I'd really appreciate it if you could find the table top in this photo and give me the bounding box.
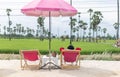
[42,55,58,58]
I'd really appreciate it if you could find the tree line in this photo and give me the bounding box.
[0,8,119,42]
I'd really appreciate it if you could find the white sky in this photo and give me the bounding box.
[0,0,119,37]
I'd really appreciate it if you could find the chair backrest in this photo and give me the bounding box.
[62,50,79,62]
[21,50,40,61]
[60,47,64,52]
[75,47,81,51]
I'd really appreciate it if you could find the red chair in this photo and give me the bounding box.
[60,49,80,69]
[20,50,42,70]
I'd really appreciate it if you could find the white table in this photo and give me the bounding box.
[42,55,59,66]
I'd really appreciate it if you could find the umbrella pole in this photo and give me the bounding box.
[40,12,61,70]
[49,12,51,54]
[49,11,52,70]
[70,17,72,45]
[49,12,61,70]
[70,0,73,45]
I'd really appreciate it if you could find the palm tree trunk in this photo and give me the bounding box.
[96,30,98,43]
[117,0,119,39]
[93,29,95,42]
[8,16,11,41]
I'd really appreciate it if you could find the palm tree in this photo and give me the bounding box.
[26,27,31,35]
[97,26,101,42]
[37,17,45,36]
[113,22,119,39]
[79,20,84,40]
[6,8,12,41]
[97,26,101,37]
[16,24,22,36]
[72,27,76,35]
[69,18,77,42]
[36,25,40,37]
[31,29,35,35]
[75,26,80,41]
[43,29,48,38]
[82,23,88,41]
[3,26,6,37]
[21,26,25,35]
[103,28,107,42]
[91,11,103,42]
[77,12,81,41]
[13,26,16,35]
[87,9,93,42]
[95,26,101,43]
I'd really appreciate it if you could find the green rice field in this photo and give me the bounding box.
[0,39,119,55]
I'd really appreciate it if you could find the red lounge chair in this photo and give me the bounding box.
[60,49,81,69]
[20,50,42,70]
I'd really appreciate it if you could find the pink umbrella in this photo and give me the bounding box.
[21,0,77,16]
[21,0,77,69]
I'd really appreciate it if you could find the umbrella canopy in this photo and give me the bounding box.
[21,0,77,69]
[21,0,77,16]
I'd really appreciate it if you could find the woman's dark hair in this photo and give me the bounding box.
[67,44,74,50]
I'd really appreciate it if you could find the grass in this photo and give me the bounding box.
[0,38,119,55]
